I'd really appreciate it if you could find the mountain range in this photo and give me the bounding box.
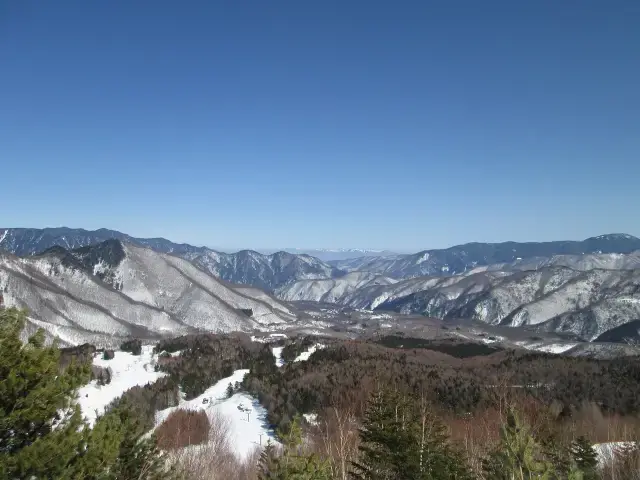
[3,228,640,286]
[330,234,640,278]
[279,251,640,342]
[0,228,342,291]
[0,239,298,346]
[2,227,640,346]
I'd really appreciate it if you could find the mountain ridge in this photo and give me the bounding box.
[0,239,300,346]
[331,234,640,278]
[0,228,343,290]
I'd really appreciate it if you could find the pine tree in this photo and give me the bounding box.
[351,389,473,480]
[0,307,91,479]
[483,408,556,480]
[570,436,598,480]
[258,416,331,479]
[226,382,234,398]
[0,307,172,480]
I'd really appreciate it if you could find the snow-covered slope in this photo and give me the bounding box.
[377,267,640,341]
[0,227,343,291]
[189,249,342,291]
[331,234,640,279]
[467,251,640,274]
[78,345,165,426]
[154,369,277,460]
[0,240,300,344]
[276,271,397,303]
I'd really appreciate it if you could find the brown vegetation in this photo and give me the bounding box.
[156,408,210,450]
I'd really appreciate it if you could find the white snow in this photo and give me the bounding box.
[293,343,325,362]
[0,229,7,246]
[77,345,165,427]
[593,441,637,467]
[272,346,284,367]
[303,413,318,426]
[154,369,277,460]
[516,341,578,354]
[416,252,430,264]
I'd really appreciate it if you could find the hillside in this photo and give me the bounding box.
[0,240,298,345]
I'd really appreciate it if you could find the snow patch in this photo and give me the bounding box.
[303,413,319,426]
[77,345,165,427]
[293,344,325,362]
[272,346,284,367]
[416,252,430,265]
[593,442,637,467]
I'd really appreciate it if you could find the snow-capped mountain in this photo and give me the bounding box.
[279,249,640,342]
[186,250,343,291]
[0,228,342,290]
[275,271,398,303]
[277,248,399,262]
[331,234,640,278]
[0,240,298,345]
[0,227,207,257]
[377,267,640,341]
[466,250,640,274]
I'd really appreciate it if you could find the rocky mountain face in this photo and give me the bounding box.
[332,234,640,278]
[0,228,342,290]
[0,240,298,346]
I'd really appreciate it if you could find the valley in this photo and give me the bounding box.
[3,228,640,478]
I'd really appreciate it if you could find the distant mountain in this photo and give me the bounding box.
[331,234,640,278]
[279,250,640,342]
[0,228,342,290]
[185,250,344,291]
[276,271,397,303]
[375,266,640,341]
[0,227,208,257]
[277,248,399,262]
[0,239,298,346]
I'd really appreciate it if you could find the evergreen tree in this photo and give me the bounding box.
[351,389,472,480]
[0,307,172,480]
[483,408,557,480]
[0,307,91,479]
[258,416,331,479]
[570,436,598,480]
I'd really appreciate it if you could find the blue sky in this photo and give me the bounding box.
[1,1,638,251]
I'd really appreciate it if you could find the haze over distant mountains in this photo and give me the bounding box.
[2,227,640,345]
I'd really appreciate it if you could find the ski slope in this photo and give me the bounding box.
[77,345,165,426]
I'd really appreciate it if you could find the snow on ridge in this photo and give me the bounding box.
[416,252,430,265]
[77,345,165,427]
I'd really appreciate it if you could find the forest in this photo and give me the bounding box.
[3,306,640,479]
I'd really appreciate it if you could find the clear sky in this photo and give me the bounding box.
[1,1,638,251]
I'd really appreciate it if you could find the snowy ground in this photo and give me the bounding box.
[154,369,278,460]
[272,346,285,367]
[77,345,165,427]
[293,343,325,362]
[593,441,637,467]
[515,341,578,354]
